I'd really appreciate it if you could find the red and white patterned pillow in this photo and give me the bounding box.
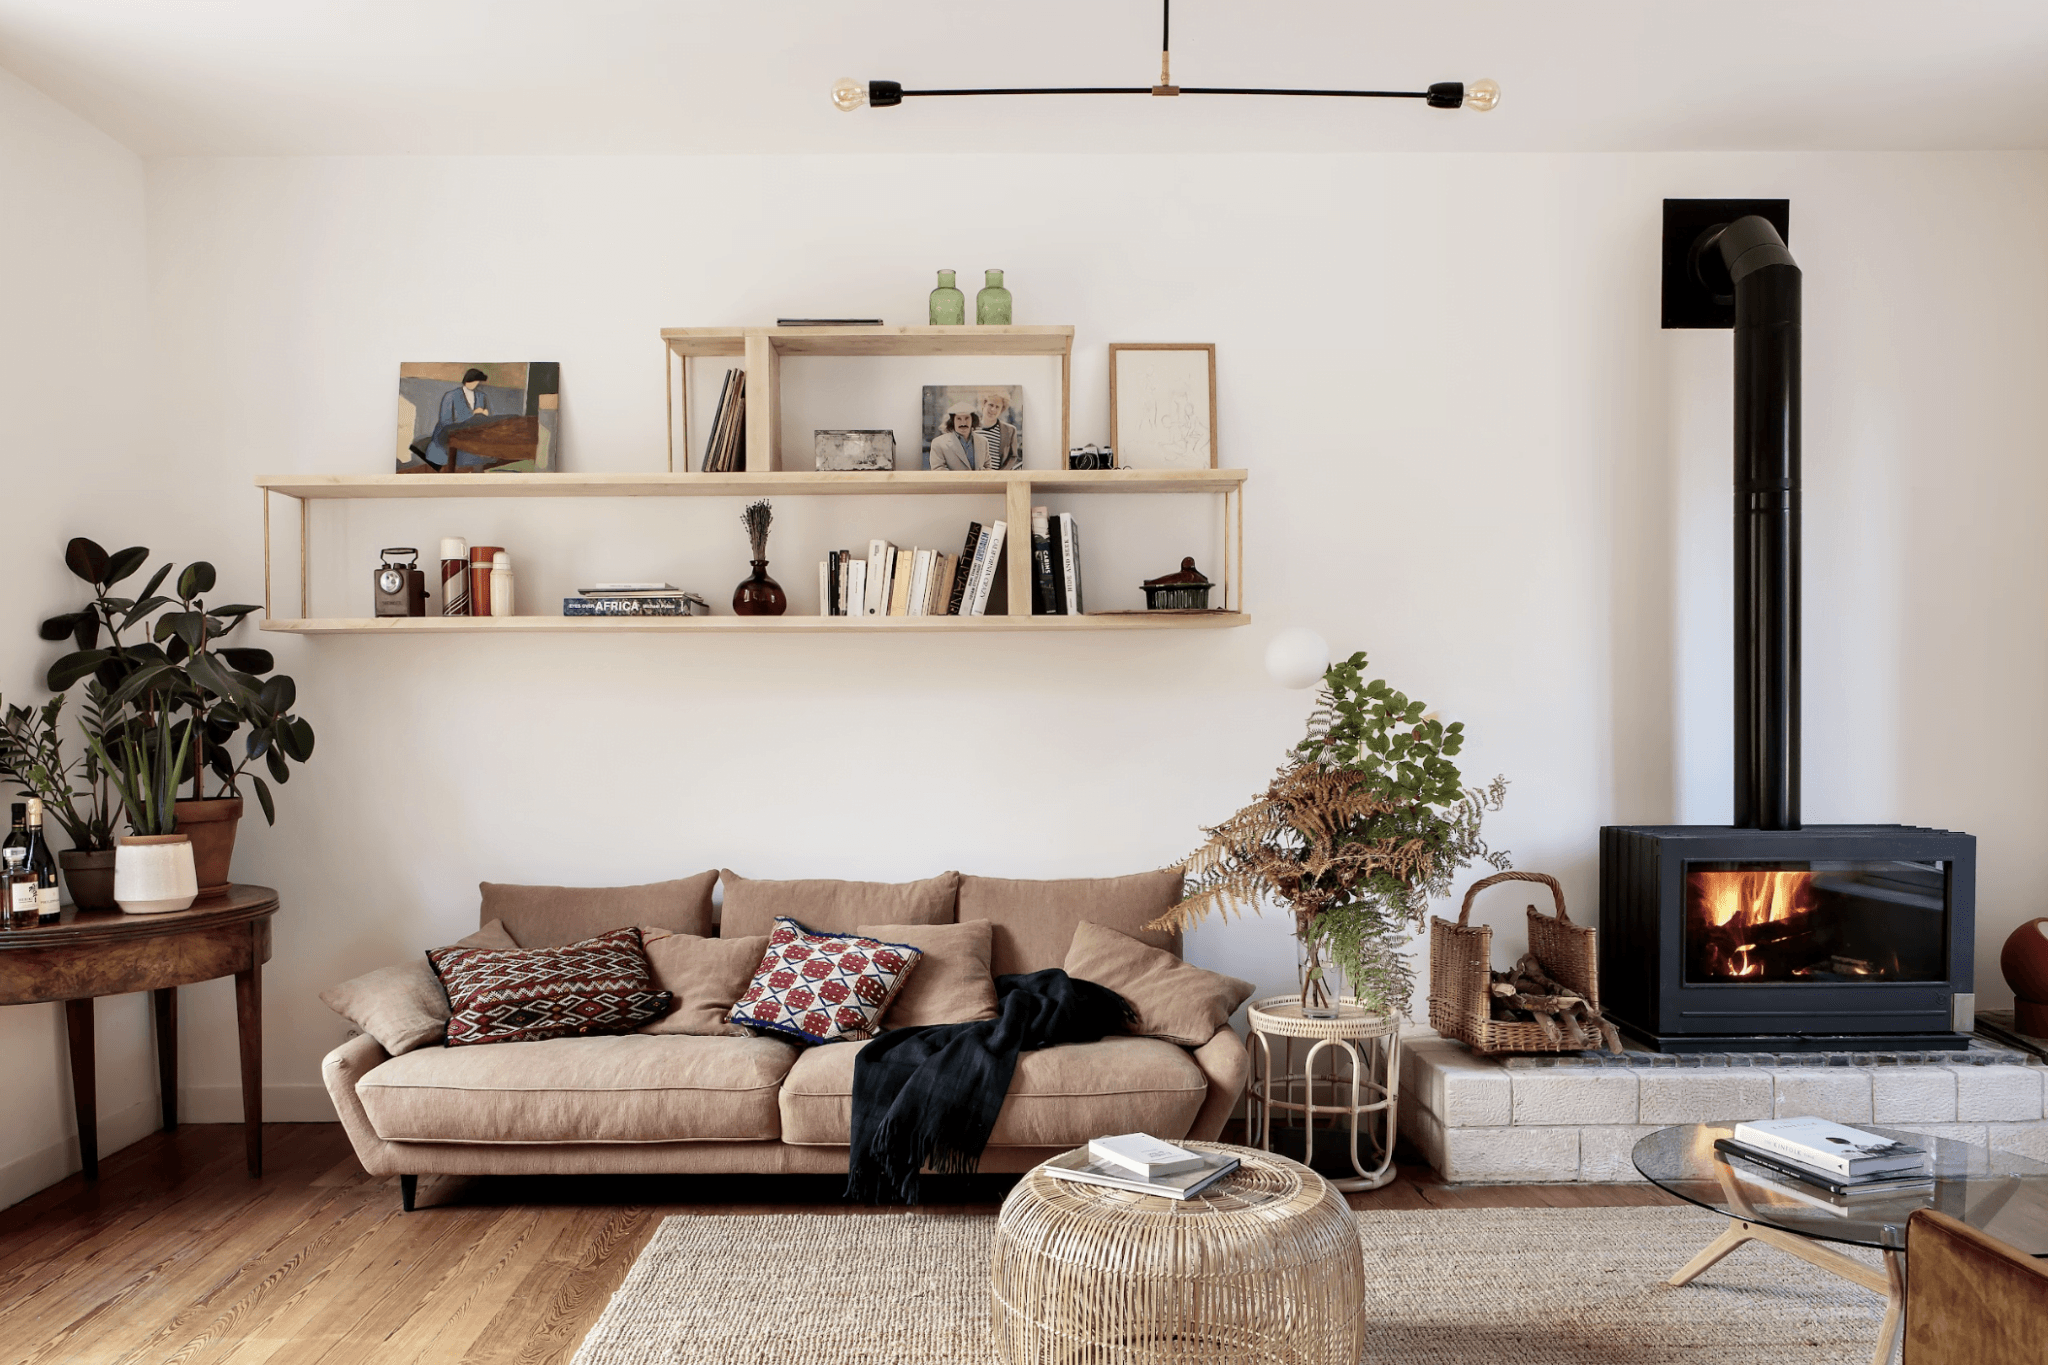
[728,918,922,1045]
[426,927,672,1047]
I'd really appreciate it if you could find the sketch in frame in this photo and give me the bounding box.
[397,362,561,473]
[1108,343,1216,470]
[921,385,1024,470]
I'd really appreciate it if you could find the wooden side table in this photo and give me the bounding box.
[1245,994,1402,1192]
[0,885,280,1178]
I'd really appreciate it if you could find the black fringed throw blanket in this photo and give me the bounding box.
[846,968,1133,1204]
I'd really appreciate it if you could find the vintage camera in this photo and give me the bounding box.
[373,547,427,617]
[1066,444,1115,471]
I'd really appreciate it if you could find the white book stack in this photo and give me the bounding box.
[1730,1118,1932,1180]
[1042,1138,1239,1201]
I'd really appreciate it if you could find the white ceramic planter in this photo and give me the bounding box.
[114,835,198,915]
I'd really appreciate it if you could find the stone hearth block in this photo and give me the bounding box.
[1952,1065,2045,1122]
[1440,1125,1580,1184]
[1637,1070,1774,1125]
[1771,1068,1874,1122]
[1406,1039,1512,1127]
[1401,1105,1446,1172]
[1510,1070,1638,1126]
[1871,1067,1958,1123]
[1988,1123,2048,1164]
[1578,1125,1658,1182]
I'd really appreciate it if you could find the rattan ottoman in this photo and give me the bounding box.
[989,1141,1365,1365]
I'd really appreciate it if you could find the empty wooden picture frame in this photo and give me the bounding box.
[1108,343,1217,470]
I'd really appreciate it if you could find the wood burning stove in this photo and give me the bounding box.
[1601,824,1975,1051]
[1600,204,1977,1051]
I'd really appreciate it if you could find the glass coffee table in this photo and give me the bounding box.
[1634,1123,2048,1365]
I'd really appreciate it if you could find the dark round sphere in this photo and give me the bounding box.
[2001,917,2048,1004]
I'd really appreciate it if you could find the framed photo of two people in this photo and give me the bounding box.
[920,385,1024,471]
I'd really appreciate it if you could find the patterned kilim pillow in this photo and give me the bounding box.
[427,927,672,1047]
[729,917,922,1045]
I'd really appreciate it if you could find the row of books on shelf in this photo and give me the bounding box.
[1039,1133,1239,1201]
[700,369,748,472]
[1717,1116,1935,1210]
[819,508,1086,617]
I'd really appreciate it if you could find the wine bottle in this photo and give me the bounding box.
[23,798,60,924]
[2,847,33,929]
[1,803,26,860]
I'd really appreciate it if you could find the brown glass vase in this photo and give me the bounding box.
[732,560,786,616]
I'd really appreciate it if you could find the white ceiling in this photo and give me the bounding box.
[3,0,2047,157]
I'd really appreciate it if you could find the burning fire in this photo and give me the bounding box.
[1690,870,1818,978]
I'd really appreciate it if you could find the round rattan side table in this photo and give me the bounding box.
[989,1142,1364,1365]
[1245,994,1402,1192]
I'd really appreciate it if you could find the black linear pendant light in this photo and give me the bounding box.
[832,0,1498,114]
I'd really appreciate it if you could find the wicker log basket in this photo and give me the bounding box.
[1429,870,1613,1055]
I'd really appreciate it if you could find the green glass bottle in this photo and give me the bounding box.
[976,268,1012,325]
[928,269,965,325]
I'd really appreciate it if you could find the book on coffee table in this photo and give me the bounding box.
[1087,1133,1207,1179]
[1731,1117,1931,1179]
[1714,1138,1936,1198]
[1042,1148,1240,1200]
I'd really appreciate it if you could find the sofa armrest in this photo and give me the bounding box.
[1184,1025,1249,1142]
[321,1033,404,1177]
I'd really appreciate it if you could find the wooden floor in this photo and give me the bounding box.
[0,1122,1679,1364]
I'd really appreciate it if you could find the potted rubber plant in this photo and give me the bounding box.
[0,687,122,908]
[42,537,315,894]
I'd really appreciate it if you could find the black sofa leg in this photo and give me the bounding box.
[399,1174,417,1212]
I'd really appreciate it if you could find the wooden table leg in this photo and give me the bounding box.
[234,966,263,1177]
[152,987,178,1130]
[62,999,98,1180]
[1873,1248,1905,1365]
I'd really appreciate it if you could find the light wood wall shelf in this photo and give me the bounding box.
[262,612,1250,636]
[661,325,1073,475]
[256,468,1246,634]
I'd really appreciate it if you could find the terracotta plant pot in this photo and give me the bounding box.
[172,796,244,897]
[2002,916,2048,1037]
[114,835,198,915]
[57,848,118,911]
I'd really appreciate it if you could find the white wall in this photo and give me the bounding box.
[9,144,2048,1207]
[0,64,153,1206]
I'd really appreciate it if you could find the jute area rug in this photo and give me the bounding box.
[569,1204,1888,1365]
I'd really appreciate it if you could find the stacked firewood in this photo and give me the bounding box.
[1486,953,1623,1053]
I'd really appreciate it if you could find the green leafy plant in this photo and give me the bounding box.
[88,717,193,837]
[40,537,313,824]
[1155,651,1509,1014]
[0,687,121,851]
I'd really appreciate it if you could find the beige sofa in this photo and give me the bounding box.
[322,870,1249,1206]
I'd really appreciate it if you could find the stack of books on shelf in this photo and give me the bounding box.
[700,369,747,472]
[563,583,711,617]
[1716,1116,1936,1208]
[817,508,1086,618]
[1041,1133,1239,1200]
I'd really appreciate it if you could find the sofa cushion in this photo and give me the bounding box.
[357,1033,798,1143]
[959,870,1184,978]
[1064,921,1255,1047]
[480,873,717,946]
[318,919,519,1055]
[719,870,958,940]
[859,919,999,1027]
[778,1034,1208,1147]
[730,919,922,1045]
[428,928,671,1046]
[638,932,771,1036]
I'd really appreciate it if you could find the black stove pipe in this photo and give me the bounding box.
[1710,216,1801,830]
